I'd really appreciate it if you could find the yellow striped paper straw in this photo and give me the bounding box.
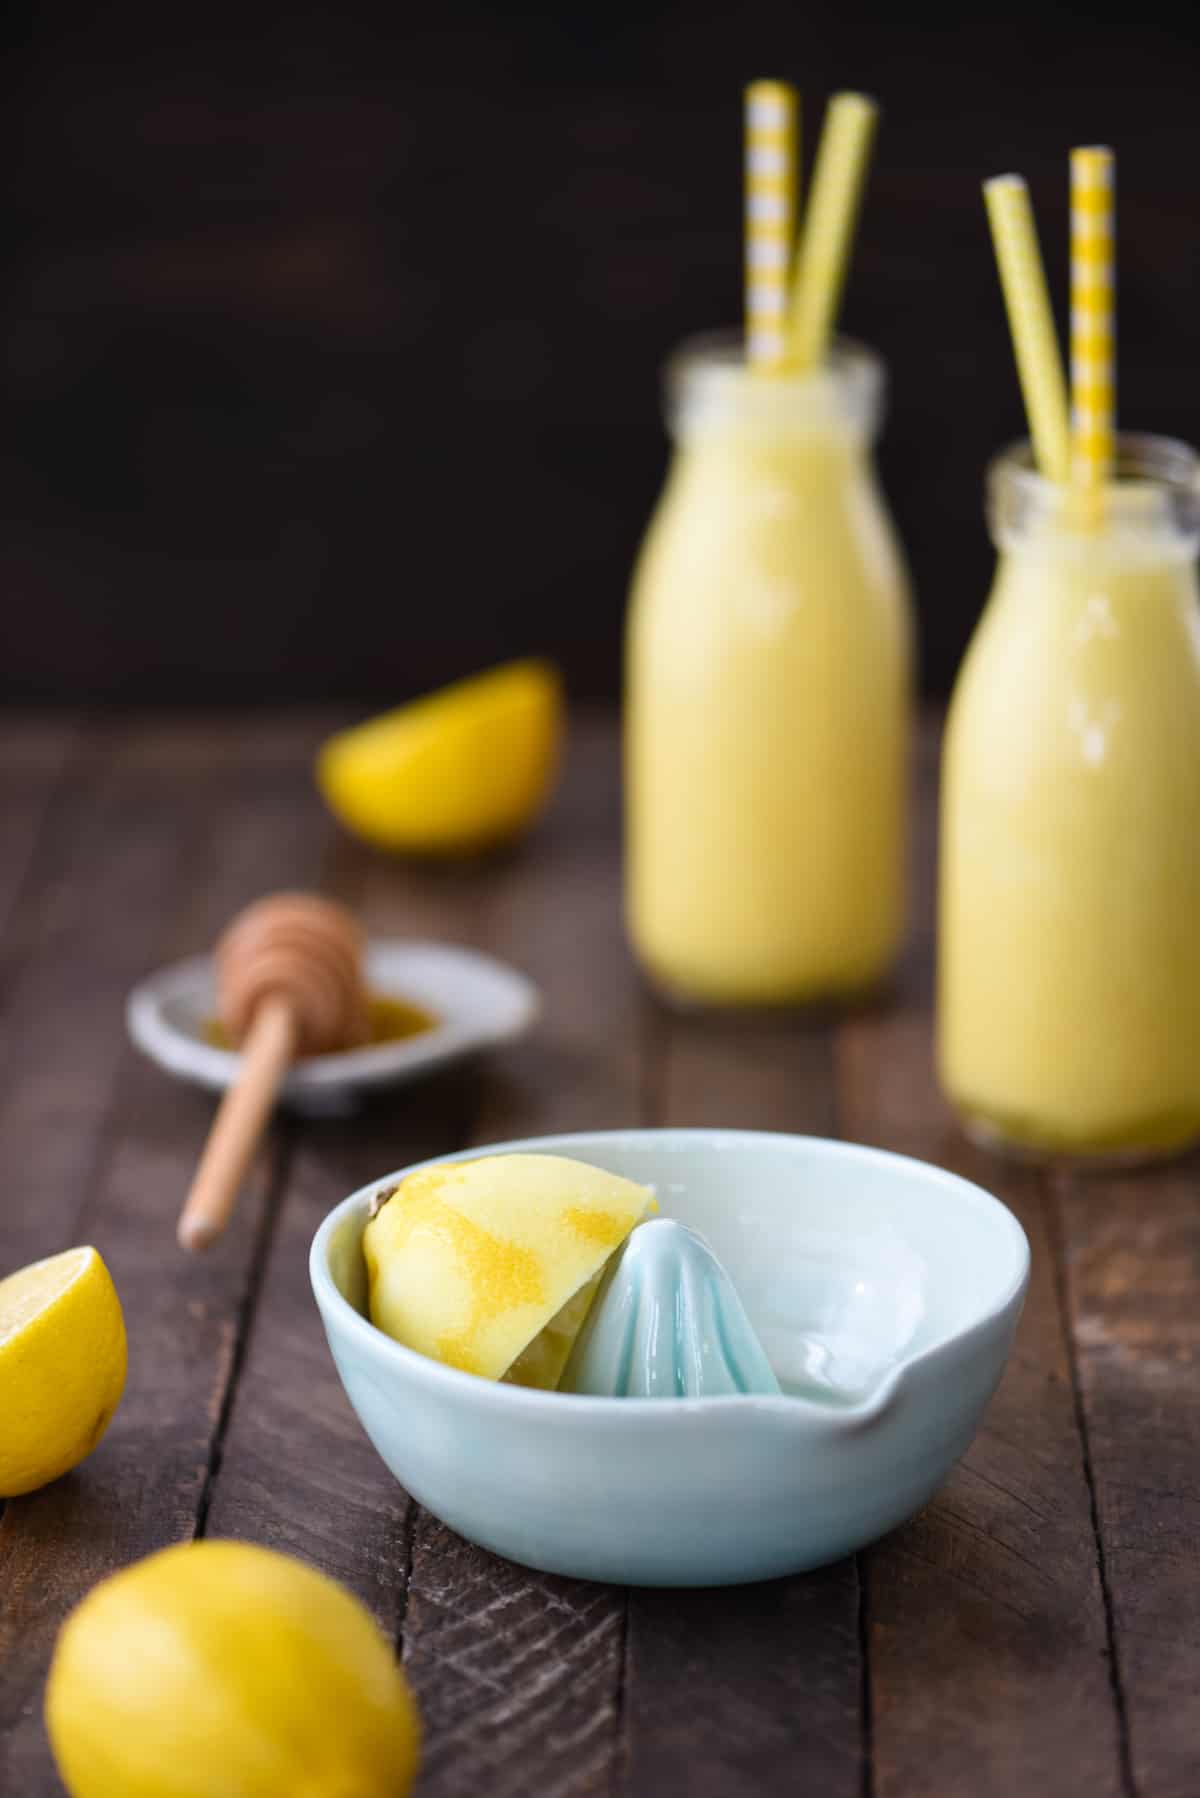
[1070,145,1115,508]
[983,175,1072,483]
[745,81,798,370]
[788,92,878,370]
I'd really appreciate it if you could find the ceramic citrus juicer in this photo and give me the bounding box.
[561,1217,781,1399]
[312,1130,1031,1586]
[177,894,369,1251]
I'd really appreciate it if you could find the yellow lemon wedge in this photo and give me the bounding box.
[0,1246,126,1497]
[317,659,565,854]
[45,1540,420,1798]
[363,1153,655,1386]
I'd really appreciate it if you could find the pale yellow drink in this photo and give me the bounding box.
[939,437,1200,1159]
[626,337,913,1005]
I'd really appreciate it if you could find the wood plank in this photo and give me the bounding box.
[1052,1161,1200,1798]
[0,715,334,1795]
[626,1578,863,1797]
[660,1009,836,1135]
[398,717,641,1798]
[0,724,209,1274]
[834,724,1126,1797]
[467,717,652,1145]
[622,1008,864,1798]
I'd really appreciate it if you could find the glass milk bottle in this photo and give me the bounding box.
[625,334,914,1006]
[939,437,1200,1161]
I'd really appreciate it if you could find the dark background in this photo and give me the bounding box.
[1,3,1193,705]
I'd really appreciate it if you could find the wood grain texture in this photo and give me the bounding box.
[836,725,1126,1798]
[626,1577,864,1798]
[661,1010,836,1137]
[1052,1163,1200,1798]
[398,718,638,1798]
[405,1528,626,1798]
[0,716,333,1795]
[467,716,651,1145]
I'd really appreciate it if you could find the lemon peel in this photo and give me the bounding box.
[0,1246,126,1497]
[364,1153,655,1386]
[317,659,564,855]
[45,1540,420,1798]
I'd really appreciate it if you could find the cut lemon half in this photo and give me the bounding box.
[0,1246,127,1497]
[317,660,564,855]
[363,1153,655,1386]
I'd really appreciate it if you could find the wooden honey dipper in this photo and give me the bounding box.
[178,893,370,1252]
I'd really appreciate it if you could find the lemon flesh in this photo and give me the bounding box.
[45,1539,421,1798]
[364,1153,655,1385]
[0,1246,126,1497]
[317,659,564,854]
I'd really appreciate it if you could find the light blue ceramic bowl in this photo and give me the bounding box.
[309,1129,1029,1587]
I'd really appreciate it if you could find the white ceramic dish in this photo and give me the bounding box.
[127,941,540,1116]
[310,1129,1030,1586]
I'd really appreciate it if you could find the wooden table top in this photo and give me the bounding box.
[1,708,1196,1798]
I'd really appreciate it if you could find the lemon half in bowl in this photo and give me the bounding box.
[362,1153,655,1388]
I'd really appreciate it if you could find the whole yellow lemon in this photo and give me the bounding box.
[317,658,564,854]
[45,1540,421,1798]
[0,1246,126,1497]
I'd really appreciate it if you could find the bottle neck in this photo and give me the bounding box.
[663,332,885,453]
[989,435,1200,571]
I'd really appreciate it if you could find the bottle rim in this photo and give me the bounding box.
[989,433,1200,506]
[662,329,885,438]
